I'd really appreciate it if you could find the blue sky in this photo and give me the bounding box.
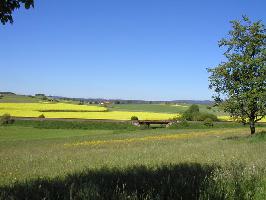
[0,0,265,100]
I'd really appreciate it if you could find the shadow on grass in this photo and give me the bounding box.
[223,135,242,140]
[223,131,266,142]
[0,163,215,200]
[1,162,264,200]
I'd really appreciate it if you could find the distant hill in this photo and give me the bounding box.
[0,93,56,103]
[0,92,16,95]
[0,92,213,105]
[49,96,213,105]
[170,100,213,105]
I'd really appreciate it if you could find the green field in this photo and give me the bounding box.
[3,102,264,122]
[0,121,266,199]
[0,93,235,123]
[0,94,46,103]
[1,96,266,199]
[109,103,189,113]
[0,94,228,120]
[109,103,226,116]
[0,100,230,121]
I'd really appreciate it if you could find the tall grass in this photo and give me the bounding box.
[1,122,265,199]
[201,164,266,200]
[0,163,264,200]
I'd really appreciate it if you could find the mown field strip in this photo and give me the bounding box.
[64,129,241,147]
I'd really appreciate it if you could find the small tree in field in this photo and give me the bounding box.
[182,104,200,121]
[208,16,266,134]
[131,116,139,121]
[1,113,14,125]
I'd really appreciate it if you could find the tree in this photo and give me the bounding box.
[0,0,34,24]
[114,100,121,104]
[182,104,218,122]
[186,104,200,113]
[208,16,266,134]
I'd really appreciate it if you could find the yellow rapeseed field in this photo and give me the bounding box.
[1,102,264,121]
[217,115,266,122]
[0,102,107,112]
[0,103,176,120]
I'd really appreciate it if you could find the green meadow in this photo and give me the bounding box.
[0,120,265,199]
[109,103,226,116]
[0,95,266,199]
[1,2,265,199]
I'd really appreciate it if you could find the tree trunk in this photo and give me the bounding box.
[249,120,255,135]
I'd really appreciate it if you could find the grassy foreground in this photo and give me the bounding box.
[0,121,266,199]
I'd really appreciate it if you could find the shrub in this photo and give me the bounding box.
[182,104,218,122]
[206,106,212,110]
[170,115,183,121]
[1,113,14,125]
[196,113,218,122]
[78,101,84,105]
[182,112,191,121]
[188,104,200,113]
[182,104,200,121]
[203,118,214,127]
[38,114,45,118]
[131,116,139,121]
[114,101,120,104]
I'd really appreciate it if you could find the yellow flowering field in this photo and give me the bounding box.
[1,102,264,121]
[65,129,233,147]
[0,102,107,112]
[0,103,176,120]
[218,115,266,122]
[65,133,195,147]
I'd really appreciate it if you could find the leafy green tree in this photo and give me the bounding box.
[114,100,121,104]
[182,104,218,122]
[208,16,266,134]
[187,104,200,113]
[0,0,34,24]
[130,116,139,121]
[182,104,200,121]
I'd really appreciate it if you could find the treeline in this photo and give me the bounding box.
[0,92,16,95]
[0,92,214,105]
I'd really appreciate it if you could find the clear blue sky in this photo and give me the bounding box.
[0,0,265,100]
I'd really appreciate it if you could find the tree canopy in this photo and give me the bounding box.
[208,16,266,134]
[0,0,34,24]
